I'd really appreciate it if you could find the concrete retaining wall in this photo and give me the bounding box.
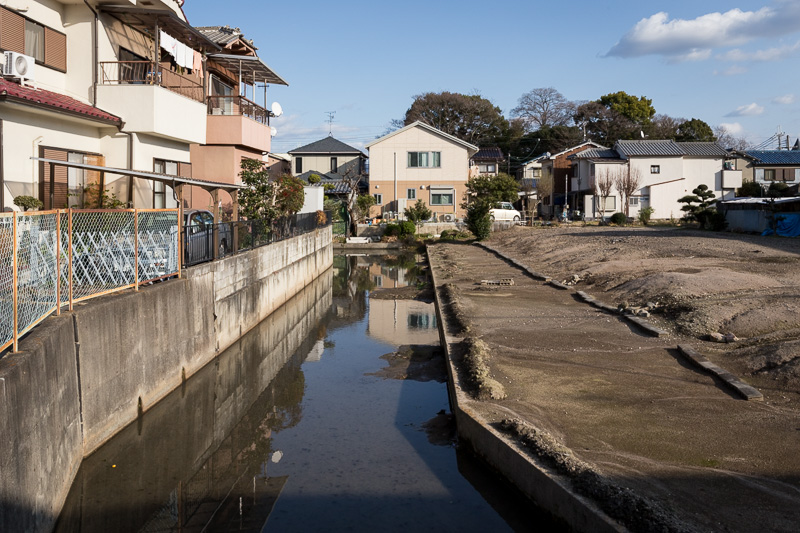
[0,227,332,532]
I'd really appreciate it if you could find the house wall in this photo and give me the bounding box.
[291,153,362,176]
[368,126,472,219]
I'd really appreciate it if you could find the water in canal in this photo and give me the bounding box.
[56,253,558,532]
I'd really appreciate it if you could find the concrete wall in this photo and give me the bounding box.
[0,226,332,532]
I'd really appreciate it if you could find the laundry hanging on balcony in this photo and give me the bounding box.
[159,30,195,70]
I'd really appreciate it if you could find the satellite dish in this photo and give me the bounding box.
[271,102,283,117]
[270,126,277,137]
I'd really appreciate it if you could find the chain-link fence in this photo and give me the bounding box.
[0,209,179,353]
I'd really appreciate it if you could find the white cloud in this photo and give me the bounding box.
[606,2,800,61]
[718,41,800,62]
[726,103,765,117]
[773,93,796,104]
[719,122,744,134]
[713,65,747,76]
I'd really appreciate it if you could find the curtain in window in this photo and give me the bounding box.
[24,20,44,62]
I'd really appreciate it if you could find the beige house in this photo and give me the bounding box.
[365,121,478,221]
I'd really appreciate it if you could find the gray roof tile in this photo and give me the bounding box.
[569,148,623,160]
[289,136,365,155]
[678,142,729,157]
[615,140,686,156]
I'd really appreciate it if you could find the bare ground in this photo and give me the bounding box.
[428,229,800,533]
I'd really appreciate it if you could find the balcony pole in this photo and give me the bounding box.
[211,188,220,259]
[231,189,239,254]
[153,20,160,85]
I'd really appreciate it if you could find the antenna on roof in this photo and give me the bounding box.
[325,111,336,136]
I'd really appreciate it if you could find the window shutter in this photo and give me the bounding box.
[40,148,69,209]
[44,27,66,71]
[0,7,25,54]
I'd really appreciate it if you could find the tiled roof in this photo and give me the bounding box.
[289,136,365,155]
[0,79,122,126]
[197,25,255,48]
[615,140,686,156]
[678,142,729,157]
[569,148,623,160]
[743,150,800,165]
[472,147,504,160]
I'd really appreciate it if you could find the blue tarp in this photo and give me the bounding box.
[762,213,800,237]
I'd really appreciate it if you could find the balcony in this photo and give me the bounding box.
[96,61,206,144]
[206,96,271,152]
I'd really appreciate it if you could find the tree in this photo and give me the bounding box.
[593,168,615,221]
[356,194,376,221]
[675,118,715,142]
[613,165,642,217]
[398,91,509,145]
[308,173,322,184]
[678,184,716,227]
[643,114,684,139]
[404,199,433,232]
[511,87,574,131]
[462,173,519,209]
[573,101,634,145]
[239,159,304,221]
[598,91,656,125]
[714,125,750,151]
[466,202,491,240]
[337,165,367,236]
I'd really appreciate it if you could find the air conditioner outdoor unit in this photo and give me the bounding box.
[443,213,455,222]
[3,52,35,81]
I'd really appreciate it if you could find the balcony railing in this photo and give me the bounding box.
[207,95,270,125]
[99,61,204,103]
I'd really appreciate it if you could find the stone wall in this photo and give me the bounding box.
[0,227,332,532]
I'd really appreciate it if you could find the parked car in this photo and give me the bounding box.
[184,209,231,265]
[489,202,522,222]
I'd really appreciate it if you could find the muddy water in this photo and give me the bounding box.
[56,254,559,532]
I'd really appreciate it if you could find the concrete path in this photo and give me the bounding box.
[429,242,800,533]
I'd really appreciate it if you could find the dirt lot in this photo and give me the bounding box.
[491,225,800,398]
[428,229,800,532]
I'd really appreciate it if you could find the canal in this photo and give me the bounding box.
[56,253,559,532]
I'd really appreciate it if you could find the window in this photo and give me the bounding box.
[24,19,44,62]
[295,157,303,174]
[330,157,338,173]
[764,169,776,181]
[154,159,178,208]
[0,6,67,71]
[407,188,416,200]
[650,165,660,174]
[479,164,496,173]
[39,148,104,209]
[373,193,382,204]
[532,168,541,178]
[594,196,615,211]
[430,191,454,205]
[408,151,441,168]
[629,197,639,206]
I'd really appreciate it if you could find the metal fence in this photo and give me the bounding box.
[184,211,332,267]
[1,209,179,353]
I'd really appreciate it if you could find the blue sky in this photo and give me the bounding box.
[183,0,800,152]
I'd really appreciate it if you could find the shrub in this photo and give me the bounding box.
[637,206,655,225]
[466,202,492,240]
[708,210,728,231]
[315,210,327,226]
[13,195,43,211]
[399,220,416,236]
[737,181,763,197]
[384,223,401,237]
[609,212,627,225]
[768,182,790,198]
[308,173,321,184]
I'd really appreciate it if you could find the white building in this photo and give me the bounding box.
[569,140,740,220]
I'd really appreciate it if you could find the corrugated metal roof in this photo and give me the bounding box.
[678,142,729,157]
[744,150,800,165]
[289,136,365,155]
[568,148,623,160]
[472,147,504,160]
[615,140,686,156]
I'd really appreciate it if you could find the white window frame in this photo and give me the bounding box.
[407,188,416,200]
[430,189,454,206]
[650,165,660,174]
[373,193,382,204]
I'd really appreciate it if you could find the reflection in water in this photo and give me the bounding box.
[57,254,559,532]
[56,271,332,533]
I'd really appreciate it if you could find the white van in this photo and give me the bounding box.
[489,202,522,222]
